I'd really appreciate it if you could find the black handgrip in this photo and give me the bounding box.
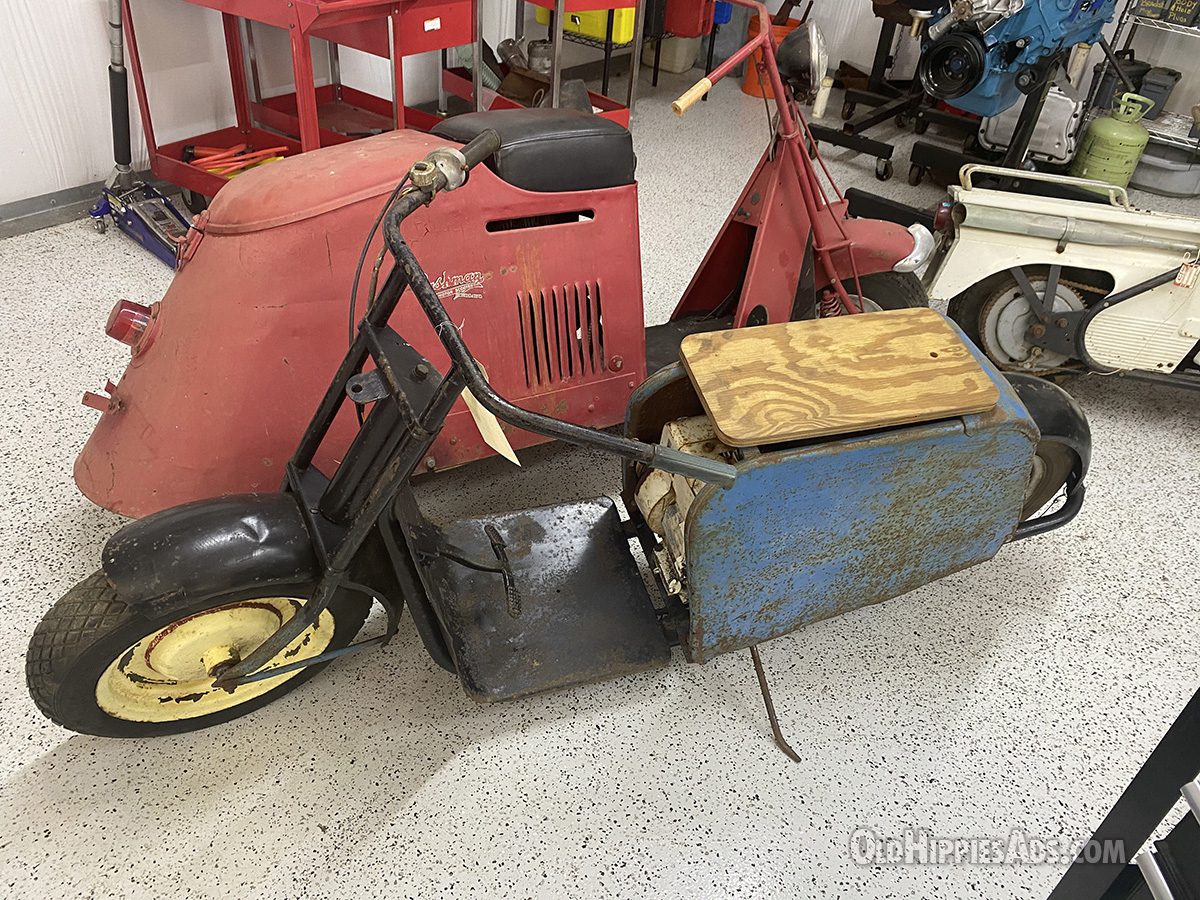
[650,446,738,488]
[109,66,132,167]
[460,128,501,170]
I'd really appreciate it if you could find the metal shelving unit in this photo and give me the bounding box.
[1089,1,1200,153]
[1130,13,1200,37]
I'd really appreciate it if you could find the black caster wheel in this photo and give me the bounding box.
[92,217,108,235]
[183,190,210,217]
[876,158,895,181]
[842,101,856,121]
[908,164,926,187]
[913,117,929,135]
[963,133,981,154]
[808,138,819,159]
[895,113,910,129]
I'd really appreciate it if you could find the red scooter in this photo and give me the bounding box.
[77,3,932,518]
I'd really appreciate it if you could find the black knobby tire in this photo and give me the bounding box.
[27,571,370,738]
[846,271,929,311]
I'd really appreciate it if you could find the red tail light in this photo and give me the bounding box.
[106,300,152,347]
[933,201,955,233]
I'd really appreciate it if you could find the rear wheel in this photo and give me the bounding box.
[27,572,370,737]
[1022,441,1077,519]
[948,267,1089,373]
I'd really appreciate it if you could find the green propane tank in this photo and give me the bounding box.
[1070,93,1155,189]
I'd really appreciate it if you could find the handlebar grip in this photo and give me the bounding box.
[460,128,501,170]
[650,446,737,488]
[672,78,713,117]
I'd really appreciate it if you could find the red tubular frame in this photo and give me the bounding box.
[678,0,865,312]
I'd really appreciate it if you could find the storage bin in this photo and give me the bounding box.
[1139,67,1182,120]
[1129,142,1200,197]
[642,35,701,72]
[1092,51,1151,110]
[534,7,636,44]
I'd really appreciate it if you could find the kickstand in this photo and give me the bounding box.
[750,645,802,763]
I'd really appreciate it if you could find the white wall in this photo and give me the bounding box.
[0,0,505,206]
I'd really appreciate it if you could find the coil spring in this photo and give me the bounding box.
[819,289,844,318]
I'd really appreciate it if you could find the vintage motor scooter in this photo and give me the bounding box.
[76,2,933,519]
[928,165,1200,390]
[28,109,1091,743]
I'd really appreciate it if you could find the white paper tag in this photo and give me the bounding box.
[463,365,520,467]
[1175,261,1199,289]
[423,16,441,31]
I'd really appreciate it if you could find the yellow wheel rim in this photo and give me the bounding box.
[95,597,336,722]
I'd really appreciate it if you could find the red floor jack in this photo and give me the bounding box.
[90,0,192,267]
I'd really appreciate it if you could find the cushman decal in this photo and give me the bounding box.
[432,270,490,301]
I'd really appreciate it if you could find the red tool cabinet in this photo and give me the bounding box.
[123,0,641,202]
[122,0,482,200]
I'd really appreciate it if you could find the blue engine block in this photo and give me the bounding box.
[922,0,1117,117]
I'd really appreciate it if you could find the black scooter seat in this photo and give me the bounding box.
[428,497,668,701]
[432,108,636,193]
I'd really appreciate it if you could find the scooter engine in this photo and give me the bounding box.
[634,417,758,602]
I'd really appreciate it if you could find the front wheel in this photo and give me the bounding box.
[26,572,370,737]
[838,271,929,313]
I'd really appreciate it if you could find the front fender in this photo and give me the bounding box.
[102,493,321,607]
[823,208,922,284]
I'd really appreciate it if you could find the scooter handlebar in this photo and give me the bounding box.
[460,128,501,171]
[673,78,714,116]
[651,446,738,488]
[673,0,776,115]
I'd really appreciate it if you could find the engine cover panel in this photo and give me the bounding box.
[682,340,1037,661]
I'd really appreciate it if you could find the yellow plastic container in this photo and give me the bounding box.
[534,6,636,44]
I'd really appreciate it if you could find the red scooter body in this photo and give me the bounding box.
[77,129,645,516]
[77,113,919,518]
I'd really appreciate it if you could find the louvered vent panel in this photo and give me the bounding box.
[517,282,606,389]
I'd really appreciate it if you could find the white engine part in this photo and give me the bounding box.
[634,416,757,601]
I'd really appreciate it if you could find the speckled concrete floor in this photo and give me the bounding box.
[1,72,1199,900]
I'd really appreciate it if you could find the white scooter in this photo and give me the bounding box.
[924,165,1200,390]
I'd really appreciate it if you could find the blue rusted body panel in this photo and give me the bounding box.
[683,344,1038,662]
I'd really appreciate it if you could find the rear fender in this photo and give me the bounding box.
[102,493,321,609]
[1004,373,1092,481]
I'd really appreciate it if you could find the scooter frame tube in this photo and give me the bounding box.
[673,0,864,311]
[217,133,737,687]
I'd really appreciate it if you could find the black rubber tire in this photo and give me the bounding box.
[26,571,371,738]
[1022,440,1078,520]
[945,269,1003,352]
[907,164,925,187]
[876,158,895,181]
[848,271,929,310]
